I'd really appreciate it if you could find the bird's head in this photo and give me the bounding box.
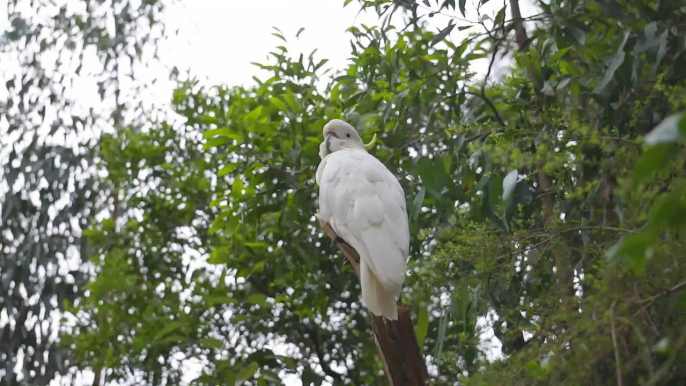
[319,119,377,158]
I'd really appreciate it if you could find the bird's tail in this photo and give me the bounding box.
[361,260,398,320]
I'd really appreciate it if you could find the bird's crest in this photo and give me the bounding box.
[364,133,378,150]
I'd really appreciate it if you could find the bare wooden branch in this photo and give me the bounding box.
[510,0,530,51]
[316,214,429,386]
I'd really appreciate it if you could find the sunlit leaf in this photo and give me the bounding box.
[502,169,518,202]
[416,306,429,350]
[644,112,685,145]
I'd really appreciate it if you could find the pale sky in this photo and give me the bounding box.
[1,0,542,384]
[160,0,381,87]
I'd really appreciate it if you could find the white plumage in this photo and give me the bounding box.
[316,119,409,320]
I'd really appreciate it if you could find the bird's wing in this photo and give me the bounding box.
[318,150,409,294]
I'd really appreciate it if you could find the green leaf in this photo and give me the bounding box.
[153,320,185,341]
[218,163,239,177]
[454,134,465,153]
[260,369,283,384]
[199,115,218,124]
[204,127,244,141]
[203,136,231,151]
[244,106,264,125]
[251,260,267,274]
[282,92,299,112]
[301,367,323,385]
[269,97,288,112]
[632,143,678,187]
[201,338,223,349]
[415,305,429,350]
[550,47,571,63]
[459,0,466,17]
[502,169,518,202]
[418,156,445,197]
[247,293,268,306]
[644,112,685,145]
[652,30,668,74]
[235,362,259,385]
[451,281,471,332]
[208,247,229,265]
[648,181,686,231]
[271,32,287,43]
[273,355,297,369]
[411,186,426,222]
[524,360,547,378]
[315,59,329,70]
[645,22,657,40]
[434,309,448,365]
[244,242,269,249]
[597,1,624,19]
[494,6,506,26]
[442,155,452,174]
[592,51,625,94]
[566,26,585,45]
[430,21,455,48]
[488,175,504,215]
[607,232,656,276]
[472,175,490,195]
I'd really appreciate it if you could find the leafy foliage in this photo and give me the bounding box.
[60,0,686,385]
[1,0,167,383]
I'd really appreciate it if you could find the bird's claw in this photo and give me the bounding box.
[332,236,345,246]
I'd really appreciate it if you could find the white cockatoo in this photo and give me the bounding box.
[316,119,409,320]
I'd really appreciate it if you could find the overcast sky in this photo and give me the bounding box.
[137,0,537,107]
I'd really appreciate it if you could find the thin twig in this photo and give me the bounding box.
[511,226,634,257]
[309,325,342,380]
[610,301,624,386]
[637,280,686,305]
[426,94,456,131]
[465,91,506,128]
[460,226,634,278]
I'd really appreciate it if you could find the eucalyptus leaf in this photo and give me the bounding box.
[644,112,685,145]
[502,169,518,202]
[430,21,455,47]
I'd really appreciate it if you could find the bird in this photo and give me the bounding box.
[316,119,409,320]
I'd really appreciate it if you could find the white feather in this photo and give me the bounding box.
[317,148,409,320]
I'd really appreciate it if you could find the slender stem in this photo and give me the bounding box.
[610,302,624,386]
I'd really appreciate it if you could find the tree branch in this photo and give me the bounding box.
[465,91,506,128]
[510,0,530,50]
[308,324,342,381]
[636,280,686,305]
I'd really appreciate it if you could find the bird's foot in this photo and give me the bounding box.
[332,236,345,246]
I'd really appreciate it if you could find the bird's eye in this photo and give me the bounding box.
[346,133,351,137]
